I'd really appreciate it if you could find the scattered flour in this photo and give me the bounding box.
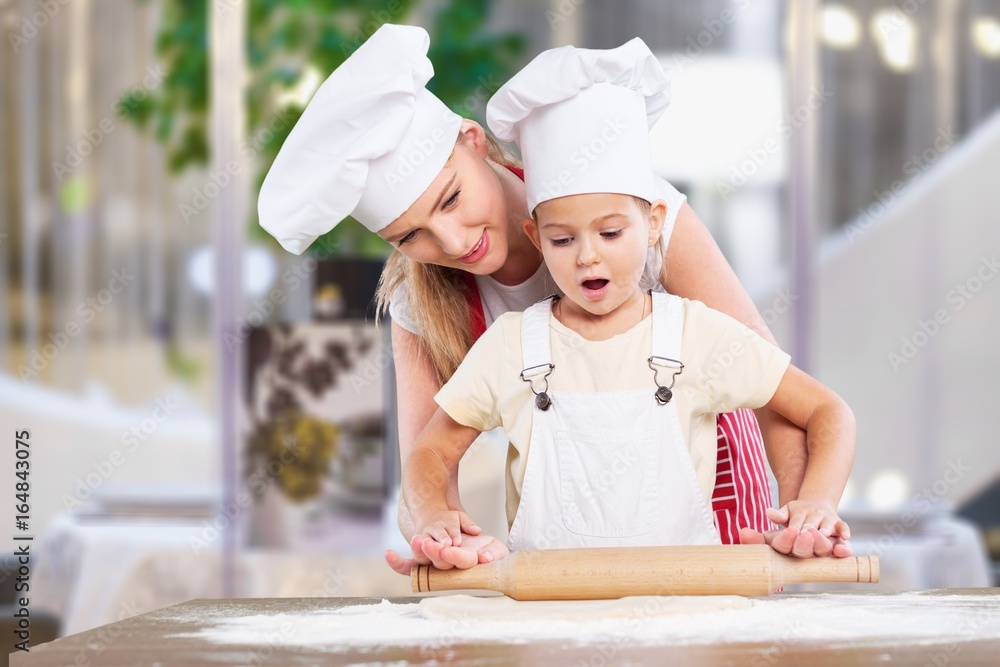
[165,592,1000,652]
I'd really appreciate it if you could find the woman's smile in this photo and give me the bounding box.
[457,230,489,264]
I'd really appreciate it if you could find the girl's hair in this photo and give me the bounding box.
[635,197,670,291]
[374,131,521,386]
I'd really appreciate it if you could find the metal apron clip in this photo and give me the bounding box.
[648,356,684,405]
[520,363,555,411]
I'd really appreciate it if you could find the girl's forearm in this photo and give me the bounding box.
[397,463,464,541]
[398,407,481,538]
[662,205,815,509]
[796,398,856,507]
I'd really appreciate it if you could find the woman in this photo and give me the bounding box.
[259,24,847,570]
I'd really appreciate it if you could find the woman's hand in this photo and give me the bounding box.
[385,532,510,574]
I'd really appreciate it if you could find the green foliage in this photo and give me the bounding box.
[125,0,524,258]
[164,342,202,382]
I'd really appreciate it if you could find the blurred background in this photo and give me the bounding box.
[1,0,999,645]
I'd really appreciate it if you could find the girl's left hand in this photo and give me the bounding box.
[740,525,853,558]
[740,500,853,558]
[768,500,851,539]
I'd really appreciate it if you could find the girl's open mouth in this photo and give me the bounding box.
[582,279,609,290]
[581,278,609,299]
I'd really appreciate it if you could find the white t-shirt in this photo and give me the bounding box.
[389,175,687,334]
[435,299,791,529]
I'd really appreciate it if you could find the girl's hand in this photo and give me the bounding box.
[740,525,853,558]
[417,509,480,547]
[418,532,510,570]
[742,501,852,558]
[769,500,851,539]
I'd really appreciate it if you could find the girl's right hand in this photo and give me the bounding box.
[417,509,480,547]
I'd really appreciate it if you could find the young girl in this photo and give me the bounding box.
[257,24,846,567]
[402,38,855,563]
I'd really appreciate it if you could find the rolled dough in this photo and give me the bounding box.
[418,594,752,622]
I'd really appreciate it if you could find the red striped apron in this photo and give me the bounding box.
[466,164,775,543]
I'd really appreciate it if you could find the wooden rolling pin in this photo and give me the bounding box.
[411,545,878,600]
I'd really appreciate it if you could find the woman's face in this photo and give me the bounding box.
[377,123,512,275]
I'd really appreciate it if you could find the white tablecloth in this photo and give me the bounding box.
[32,514,413,636]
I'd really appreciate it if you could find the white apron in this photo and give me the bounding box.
[507,291,721,551]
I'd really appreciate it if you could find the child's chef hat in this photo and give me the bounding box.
[487,38,670,214]
[258,24,463,254]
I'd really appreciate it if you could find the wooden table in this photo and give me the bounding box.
[9,590,1000,667]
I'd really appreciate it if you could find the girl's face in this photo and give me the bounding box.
[377,123,512,275]
[527,193,665,320]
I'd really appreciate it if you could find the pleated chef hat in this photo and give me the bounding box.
[258,24,463,254]
[486,38,670,214]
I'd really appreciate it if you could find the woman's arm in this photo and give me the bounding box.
[390,321,465,540]
[663,202,808,506]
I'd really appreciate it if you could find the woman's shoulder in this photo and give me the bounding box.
[652,175,688,252]
[387,282,420,334]
[675,296,732,328]
[653,174,688,207]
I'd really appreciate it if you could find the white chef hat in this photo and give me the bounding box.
[486,38,670,214]
[258,24,463,254]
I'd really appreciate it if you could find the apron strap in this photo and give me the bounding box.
[650,291,683,360]
[520,296,556,377]
[649,292,685,402]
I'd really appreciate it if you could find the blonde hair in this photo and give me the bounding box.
[374,132,521,385]
[635,197,670,290]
